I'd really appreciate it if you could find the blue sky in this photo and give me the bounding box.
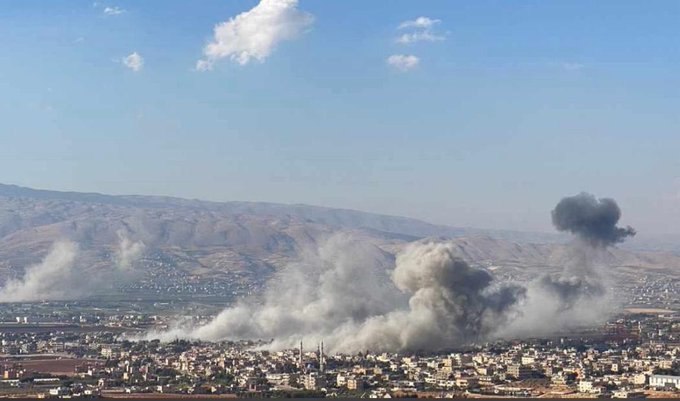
[0,0,679,234]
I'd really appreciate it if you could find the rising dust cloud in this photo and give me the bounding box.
[0,241,79,303]
[0,232,146,303]
[146,192,635,352]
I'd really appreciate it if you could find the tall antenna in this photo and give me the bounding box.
[299,340,304,371]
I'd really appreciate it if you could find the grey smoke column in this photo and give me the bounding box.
[388,242,526,344]
[144,236,526,352]
[498,192,636,339]
[536,275,604,307]
[551,192,635,247]
[341,241,526,351]
[146,195,637,351]
[0,241,79,302]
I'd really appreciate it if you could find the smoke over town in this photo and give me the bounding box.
[552,192,636,247]
[0,241,79,302]
[548,192,634,295]
[333,242,526,351]
[0,232,146,303]
[147,234,407,351]
[502,192,635,338]
[147,236,527,352]
[115,230,146,271]
[146,192,636,352]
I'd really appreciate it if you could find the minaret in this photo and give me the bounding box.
[299,340,304,371]
[319,340,325,373]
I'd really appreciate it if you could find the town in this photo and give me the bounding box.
[0,309,679,399]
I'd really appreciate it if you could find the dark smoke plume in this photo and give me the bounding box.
[537,275,604,308]
[374,241,527,349]
[499,192,635,338]
[144,194,638,350]
[551,192,635,247]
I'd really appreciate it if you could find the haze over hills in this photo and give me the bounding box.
[0,183,557,241]
[0,183,678,286]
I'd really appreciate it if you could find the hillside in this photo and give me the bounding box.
[0,184,677,286]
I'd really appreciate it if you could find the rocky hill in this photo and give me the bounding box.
[0,184,677,283]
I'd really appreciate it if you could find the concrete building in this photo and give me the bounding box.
[347,376,366,390]
[578,380,593,393]
[650,374,680,390]
[612,389,646,398]
[302,373,326,390]
[632,373,647,386]
[336,374,347,387]
[507,364,532,380]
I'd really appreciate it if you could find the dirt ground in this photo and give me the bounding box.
[624,307,676,314]
[101,392,238,399]
[1,358,101,376]
[645,389,680,398]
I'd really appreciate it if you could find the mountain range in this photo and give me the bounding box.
[0,183,678,282]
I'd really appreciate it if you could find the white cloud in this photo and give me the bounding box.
[395,16,445,45]
[122,52,144,72]
[195,59,213,72]
[103,6,125,15]
[196,0,314,70]
[396,31,445,44]
[398,17,440,30]
[387,54,420,72]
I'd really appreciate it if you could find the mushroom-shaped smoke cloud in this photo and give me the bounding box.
[499,192,637,338]
[552,192,636,247]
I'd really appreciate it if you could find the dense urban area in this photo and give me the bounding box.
[0,272,678,399]
[3,0,679,398]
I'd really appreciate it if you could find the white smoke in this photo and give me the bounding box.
[139,194,635,350]
[144,236,531,352]
[115,230,146,270]
[94,231,146,292]
[0,241,79,302]
[0,232,146,303]
[145,233,625,352]
[497,239,619,339]
[499,275,614,339]
[144,233,405,351]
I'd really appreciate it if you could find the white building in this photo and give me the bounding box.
[632,373,647,386]
[650,374,680,390]
[612,389,646,398]
[578,380,593,393]
[302,373,326,390]
[48,387,69,396]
